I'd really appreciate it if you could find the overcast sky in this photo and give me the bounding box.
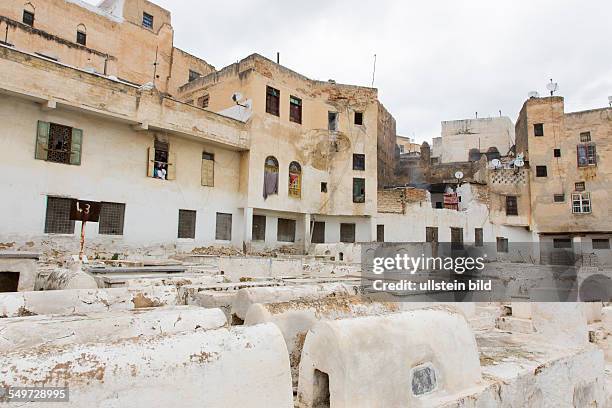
[88,0,611,142]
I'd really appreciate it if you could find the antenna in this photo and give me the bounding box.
[546,79,559,96]
[276,52,280,64]
[371,54,377,87]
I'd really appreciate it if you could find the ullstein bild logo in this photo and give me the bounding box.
[371,254,487,275]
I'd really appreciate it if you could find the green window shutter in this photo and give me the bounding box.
[70,128,83,165]
[35,121,50,160]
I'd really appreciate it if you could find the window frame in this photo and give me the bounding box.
[22,10,34,27]
[354,111,364,126]
[252,215,266,241]
[535,165,547,177]
[474,228,483,247]
[197,94,210,108]
[352,178,365,203]
[496,237,509,253]
[577,143,597,167]
[277,218,296,243]
[328,112,338,131]
[177,209,197,239]
[352,154,365,171]
[553,148,561,158]
[592,238,610,250]
[533,123,544,137]
[215,212,232,241]
[580,132,591,143]
[311,221,325,244]
[44,196,75,235]
[98,202,126,236]
[76,30,87,46]
[289,95,302,124]
[288,161,302,198]
[266,86,280,117]
[142,12,154,29]
[340,223,356,243]
[553,194,565,203]
[571,192,591,214]
[505,196,518,216]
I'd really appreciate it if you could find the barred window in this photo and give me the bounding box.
[554,194,565,203]
[98,202,125,235]
[572,192,591,214]
[340,223,356,243]
[497,237,509,253]
[505,196,518,216]
[76,25,87,46]
[575,182,585,192]
[44,197,75,234]
[592,239,610,250]
[142,12,154,29]
[215,213,232,241]
[197,94,210,108]
[580,132,591,143]
[23,9,34,26]
[277,218,296,242]
[178,209,196,239]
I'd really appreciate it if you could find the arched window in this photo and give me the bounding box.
[23,3,35,27]
[76,24,87,46]
[263,156,279,199]
[288,161,302,198]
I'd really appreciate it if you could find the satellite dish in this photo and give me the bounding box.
[528,91,539,99]
[454,171,464,180]
[546,79,559,96]
[231,92,243,103]
[491,159,502,169]
[514,157,525,167]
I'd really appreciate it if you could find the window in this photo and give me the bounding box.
[533,123,544,137]
[353,154,365,171]
[311,221,325,244]
[44,197,75,234]
[572,192,591,214]
[266,86,280,116]
[35,121,83,165]
[252,215,266,241]
[188,70,201,83]
[553,148,561,158]
[575,182,585,191]
[98,202,125,235]
[142,12,154,29]
[147,139,175,180]
[577,144,597,167]
[340,223,356,243]
[354,111,363,125]
[263,156,279,199]
[197,94,210,109]
[277,218,296,242]
[201,152,214,187]
[352,178,365,203]
[23,10,34,27]
[506,196,518,216]
[288,161,302,198]
[321,182,328,193]
[399,145,405,154]
[289,96,302,124]
[76,25,87,46]
[215,213,232,241]
[497,237,509,253]
[328,112,338,131]
[592,239,610,250]
[475,228,483,247]
[553,238,572,249]
[177,209,196,239]
[554,194,565,203]
[580,132,591,143]
[450,228,463,250]
[377,225,385,243]
[536,165,547,177]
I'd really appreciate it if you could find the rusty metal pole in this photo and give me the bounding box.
[79,220,86,261]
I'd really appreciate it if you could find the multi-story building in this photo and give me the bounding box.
[0,0,396,256]
[515,96,612,262]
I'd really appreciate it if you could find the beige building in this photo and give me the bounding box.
[396,135,420,155]
[0,0,214,95]
[516,96,612,259]
[0,0,398,255]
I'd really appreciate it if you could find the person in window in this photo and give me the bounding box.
[155,163,167,180]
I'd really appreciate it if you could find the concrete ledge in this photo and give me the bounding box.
[0,306,227,351]
[297,308,482,407]
[0,323,293,407]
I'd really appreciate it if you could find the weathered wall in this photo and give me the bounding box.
[377,102,397,188]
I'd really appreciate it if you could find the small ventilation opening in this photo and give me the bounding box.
[0,272,20,292]
[338,252,344,261]
[313,369,330,407]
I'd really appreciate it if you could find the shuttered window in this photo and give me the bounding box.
[201,152,214,186]
[277,218,296,242]
[44,197,75,234]
[475,228,483,247]
[178,209,197,239]
[311,221,325,244]
[35,121,83,165]
[99,202,125,235]
[147,140,175,180]
[340,223,356,243]
[215,213,232,241]
[266,86,280,116]
[252,215,266,241]
[377,225,385,243]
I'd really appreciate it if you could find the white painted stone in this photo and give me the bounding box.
[0,323,294,407]
[0,306,226,351]
[297,308,482,407]
[232,282,360,320]
[43,265,98,290]
[531,302,589,348]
